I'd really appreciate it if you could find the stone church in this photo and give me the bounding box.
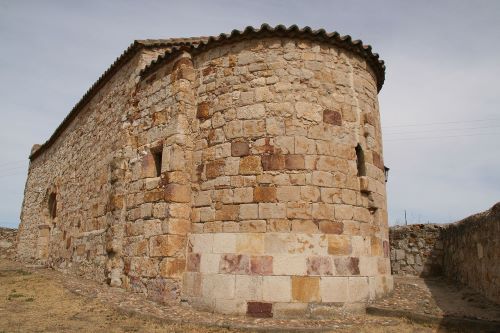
[18,24,392,317]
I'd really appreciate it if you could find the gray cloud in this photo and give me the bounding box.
[0,0,499,228]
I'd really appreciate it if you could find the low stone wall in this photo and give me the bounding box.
[0,227,17,259]
[389,224,446,277]
[441,203,500,304]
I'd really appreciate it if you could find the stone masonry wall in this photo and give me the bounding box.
[389,224,446,277]
[17,47,166,284]
[389,203,500,304]
[0,227,17,260]
[160,37,393,317]
[19,33,393,317]
[441,203,500,304]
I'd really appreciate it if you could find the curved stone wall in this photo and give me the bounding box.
[182,38,392,316]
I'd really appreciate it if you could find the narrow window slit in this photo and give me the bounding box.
[355,144,366,177]
[152,150,163,177]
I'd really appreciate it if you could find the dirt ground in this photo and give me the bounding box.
[0,258,486,333]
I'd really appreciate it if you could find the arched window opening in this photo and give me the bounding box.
[48,192,57,219]
[355,144,366,177]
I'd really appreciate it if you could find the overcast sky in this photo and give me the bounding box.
[1,0,499,228]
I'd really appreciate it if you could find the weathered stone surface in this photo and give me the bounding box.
[219,254,250,274]
[247,301,273,318]
[323,110,342,126]
[18,33,392,315]
[291,276,320,302]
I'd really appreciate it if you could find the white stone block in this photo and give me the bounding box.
[348,277,369,302]
[263,276,291,302]
[320,277,348,302]
[212,233,236,253]
[235,275,263,300]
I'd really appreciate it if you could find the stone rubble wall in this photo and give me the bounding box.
[441,203,500,304]
[0,227,17,260]
[389,224,446,277]
[389,203,500,304]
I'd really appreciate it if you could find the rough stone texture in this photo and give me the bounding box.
[389,203,500,305]
[389,224,445,277]
[17,30,391,317]
[0,228,17,260]
[441,203,500,304]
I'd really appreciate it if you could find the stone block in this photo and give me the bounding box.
[291,276,320,302]
[273,303,308,319]
[219,254,250,274]
[267,219,291,232]
[143,219,162,238]
[311,171,334,186]
[215,204,239,221]
[213,233,236,253]
[250,255,273,275]
[263,276,291,302]
[182,272,202,297]
[258,203,286,219]
[273,254,307,275]
[240,219,266,232]
[312,203,335,219]
[205,159,225,179]
[320,277,348,302]
[247,301,273,318]
[237,104,266,119]
[291,219,318,232]
[149,235,186,257]
[197,101,211,120]
[160,258,186,278]
[306,256,333,275]
[235,275,263,300]
[186,253,201,272]
[334,204,354,220]
[285,154,305,170]
[168,218,191,235]
[253,186,277,202]
[233,187,253,203]
[261,154,285,171]
[295,101,322,122]
[200,253,220,274]
[236,233,264,254]
[323,110,342,126]
[130,257,158,278]
[319,221,343,234]
[276,186,301,202]
[239,203,259,220]
[202,274,235,299]
[190,233,213,253]
[348,277,369,302]
[239,156,262,175]
[287,202,313,220]
[328,235,351,255]
[231,141,249,157]
[300,186,320,202]
[334,257,360,275]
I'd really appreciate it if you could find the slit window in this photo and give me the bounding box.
[355,144,366,177]
[153,150,163,177]
[48,192,57,219]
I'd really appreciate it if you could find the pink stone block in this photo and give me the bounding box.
[187,253,201,272]
[306,256,333,275]
[219,254,250,274]
[250,256,273,275]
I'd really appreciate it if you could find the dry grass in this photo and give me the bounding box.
[0,259,457,333]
